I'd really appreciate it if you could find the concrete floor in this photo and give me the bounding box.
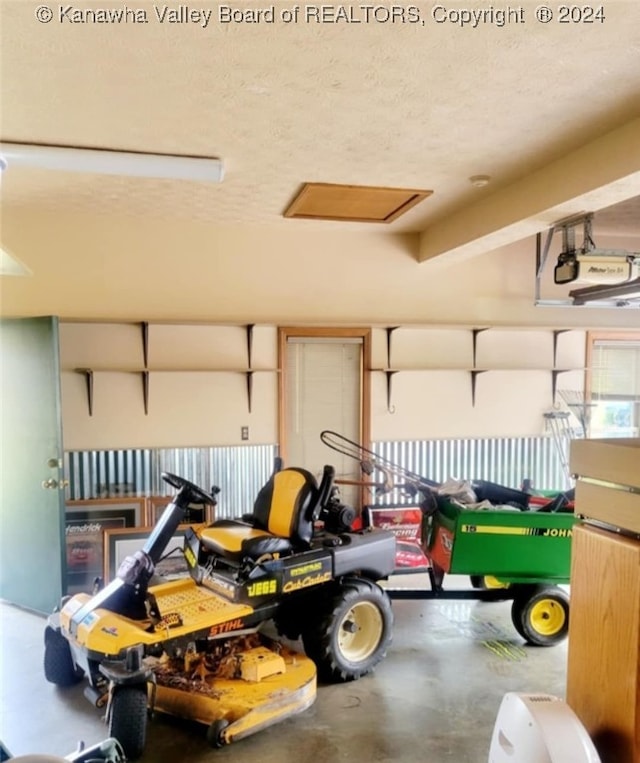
[0,578,569,763]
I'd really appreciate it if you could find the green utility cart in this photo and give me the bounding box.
[430,500,575,582]
[385,500,577,646]
[321,429,577,647]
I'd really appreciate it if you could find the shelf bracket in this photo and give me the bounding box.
[550,369,569,405]
[470,369,488,407]
[385,370,397,414]
[246,324,255,371]
[77,368,94,416]
[385,326,399,369]
[552,329,570,368]
[141,321,149,369]
[471,328,489,368]
[246,370,254,414]
[142,370,150,415]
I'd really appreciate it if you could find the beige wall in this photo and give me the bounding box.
[60,321,590,450]
[59,323,278,450]
[2,209,639,329]
[5,210,637,450]
[370,326,587,441]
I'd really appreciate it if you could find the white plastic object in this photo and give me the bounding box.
[488,692,601,763]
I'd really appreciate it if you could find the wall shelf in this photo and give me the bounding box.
[375,325,584,412]
[67,322,278,416]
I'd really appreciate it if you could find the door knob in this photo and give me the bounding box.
[41,479,69,490]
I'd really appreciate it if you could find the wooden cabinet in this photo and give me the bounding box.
[567,524,640,763]
[567,438,640,763]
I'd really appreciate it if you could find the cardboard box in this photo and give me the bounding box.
[570,438,640,535]
[575,479,640,535]
[570,438,640,489]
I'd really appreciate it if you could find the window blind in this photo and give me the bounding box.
[591,341,640,398]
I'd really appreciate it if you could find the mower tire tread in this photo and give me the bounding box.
[273,590,322,640]
[43,625,83,687]
[108,684,148,760]
[301,576,393,683]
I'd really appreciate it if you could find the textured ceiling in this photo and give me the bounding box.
[1,0,639,243]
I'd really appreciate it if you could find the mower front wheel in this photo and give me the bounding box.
[206,719,230,748]
[302,577,393,683]
[44,625,83,687]
[108,684,148,760]
[511,585,569,647]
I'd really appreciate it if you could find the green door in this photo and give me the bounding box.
[0,317,66,613]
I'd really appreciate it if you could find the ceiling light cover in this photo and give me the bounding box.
[0,143,224,182]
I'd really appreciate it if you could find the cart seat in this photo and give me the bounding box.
[199,466,334,563]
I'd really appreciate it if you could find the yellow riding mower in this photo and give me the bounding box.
[44,466,396,759]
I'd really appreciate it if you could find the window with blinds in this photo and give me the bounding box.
[588,335,640,438]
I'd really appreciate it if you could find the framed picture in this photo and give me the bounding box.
[103,525,192,583]
[66,498,145,525]
[145,496,214,526]
[65,499,146,594]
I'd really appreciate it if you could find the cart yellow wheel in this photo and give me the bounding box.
[470,575,510,590]
[511,585,569,647]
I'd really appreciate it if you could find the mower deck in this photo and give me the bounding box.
[151,640,316,745]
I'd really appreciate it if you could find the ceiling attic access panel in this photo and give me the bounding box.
[283,183,433,223]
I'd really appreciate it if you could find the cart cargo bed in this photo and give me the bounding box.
[429,501,577,582]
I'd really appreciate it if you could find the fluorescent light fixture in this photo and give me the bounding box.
[0,142,224,182]
[569,276,640,305]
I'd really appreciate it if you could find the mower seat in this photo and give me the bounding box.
[199,466,334,564]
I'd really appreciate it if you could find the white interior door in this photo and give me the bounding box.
[282,334,367,508]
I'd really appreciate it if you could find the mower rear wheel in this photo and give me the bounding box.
[206,719,230,748]
[511,585,569,647]
[301,577,393,683]
[108,684,148,760]
[43,626,83,687]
